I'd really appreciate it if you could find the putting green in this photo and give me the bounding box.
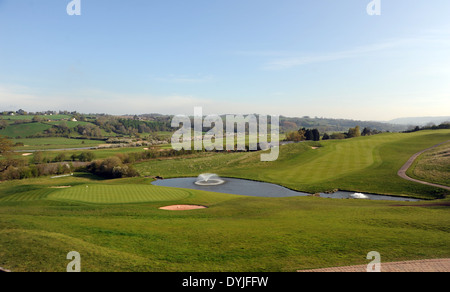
[48,184,190,204]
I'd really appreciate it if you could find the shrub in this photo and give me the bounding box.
[330,133,346,140]
[78,152,95,162]
[87,157,139,179]
[32,152,49,164]
[285,131,305,142]
[54,153,66,162]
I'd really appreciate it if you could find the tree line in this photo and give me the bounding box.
[285,126,383,142]
[94,116,173,136]
[403,122,450,133]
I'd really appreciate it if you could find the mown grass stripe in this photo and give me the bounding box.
[47,184,190,204]
[0,189,53,202]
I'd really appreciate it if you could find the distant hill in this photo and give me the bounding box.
[1,112,411,138]
[389,116,450,126]
[279,116,407,133]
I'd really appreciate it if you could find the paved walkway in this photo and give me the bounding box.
[299,258,450,272]
[398,140,450,191]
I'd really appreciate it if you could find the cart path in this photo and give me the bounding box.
[299,258,450,272]
[397,140,450,191]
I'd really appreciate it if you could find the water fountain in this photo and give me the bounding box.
[350,193,370,199]
[195,173,225,186]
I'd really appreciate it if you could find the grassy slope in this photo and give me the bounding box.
[135,130,450,199]
[0,122,53,138]
[0,176,449,272]
[0,118,108,143]
[407,142,450,187]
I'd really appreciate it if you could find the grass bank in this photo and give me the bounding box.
[407,141,450,187]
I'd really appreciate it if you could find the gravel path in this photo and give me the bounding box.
[299,258,450,272]
[397,140,450,191]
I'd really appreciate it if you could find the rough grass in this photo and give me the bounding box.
[408,142,450,187]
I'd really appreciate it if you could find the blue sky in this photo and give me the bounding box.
[0,0,449,120]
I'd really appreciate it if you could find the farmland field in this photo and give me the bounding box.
[0,122,53,138]
[0,114,71,121]
[12,137,104,150]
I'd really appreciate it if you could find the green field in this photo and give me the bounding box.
[6,145,156,163]
[0,115,78,138]
[0,116,112,140]
[0,114,71,121]
[0,130,449,272]
[12,137,104,150]
[0,122,53,138]
[45,146,152,160]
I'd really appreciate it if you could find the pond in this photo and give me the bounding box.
[152,176,420,202]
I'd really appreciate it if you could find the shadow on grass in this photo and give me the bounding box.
[72,172,109,181]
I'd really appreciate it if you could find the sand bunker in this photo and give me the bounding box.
[50,186,72,189]
[22,153,33,156]
[159,205,207,211]
[311,147,319,150]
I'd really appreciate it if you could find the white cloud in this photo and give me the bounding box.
[262,39,408,70]
[259,34,450,70]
